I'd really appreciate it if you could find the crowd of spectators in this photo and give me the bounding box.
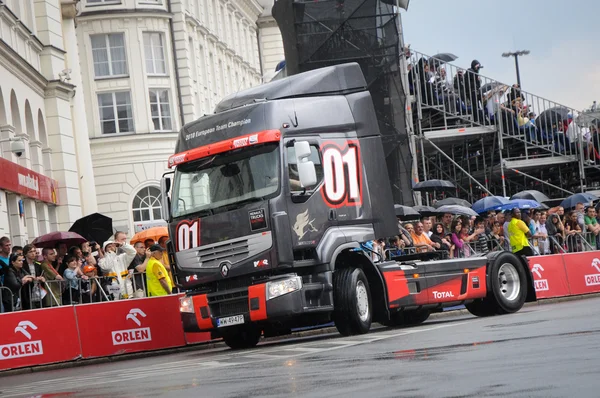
[407,50,600,163]
[364,201,600,262]
[0,233,175,313]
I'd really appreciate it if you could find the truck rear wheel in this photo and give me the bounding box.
[222,325,261,350]
[466,252,527,317]
[333,267,372,336]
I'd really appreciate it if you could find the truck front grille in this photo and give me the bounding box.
[208,291,249,317]
[196,239,250,268]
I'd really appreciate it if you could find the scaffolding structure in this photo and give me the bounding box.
[273,0,415,205]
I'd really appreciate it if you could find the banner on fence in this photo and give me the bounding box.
[0,306,80,371]
[528,254,571,299]
[562,252,600,296]
[75,295,186,358]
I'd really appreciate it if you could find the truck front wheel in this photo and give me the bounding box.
[333,267,372,336]
[222,325,261,350]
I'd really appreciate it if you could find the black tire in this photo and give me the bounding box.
[222,326,261,350]
[333,267,372,336]
[488,252,528,314]
[465,298,497,317]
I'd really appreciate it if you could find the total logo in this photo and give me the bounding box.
[0,321,44,361]
[584,258,600,287]
[432,290,455,299]
[253,259,269,268]
[531,264,549,292]
[111,309,152,346]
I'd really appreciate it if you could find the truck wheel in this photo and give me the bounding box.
[333,267,372,336]
[489,253,527,314]
[465,299,496,317]
[222,325,261,350]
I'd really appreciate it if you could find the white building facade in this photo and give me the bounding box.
[0,0,97,245]
[77,0,283,234]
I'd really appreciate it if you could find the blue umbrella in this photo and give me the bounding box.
[560,193,598,209]
[496,199,545,212]
[472,196,509,214]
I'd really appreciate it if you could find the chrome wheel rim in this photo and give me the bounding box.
[498,263,520,302]
[356,280,370,322]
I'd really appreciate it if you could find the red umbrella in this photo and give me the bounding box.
[32,231,87,249]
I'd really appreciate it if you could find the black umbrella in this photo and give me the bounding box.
[511,190,551,203]
[536,106,570,129]
[69,213,113,245]
[413,205,439,217]
[394,204,421,220]
[430,53,458,63]
[413,179,455,192]
[436,205,479,217]
[434,197,471,208]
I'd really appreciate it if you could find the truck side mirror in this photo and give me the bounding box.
[294,141,317,188]
[160,176,172,222]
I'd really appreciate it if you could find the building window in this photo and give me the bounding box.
[149,89,172,131]
[143,32,167,75]
[91,33,128,78]
[132,186,162,222]
[98,91,134,134]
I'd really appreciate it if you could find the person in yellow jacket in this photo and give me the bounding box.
[157,236,176,291]
[508,208,534,256]
[146,244,172,297]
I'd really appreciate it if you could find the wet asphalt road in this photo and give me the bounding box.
[2,297,600,398]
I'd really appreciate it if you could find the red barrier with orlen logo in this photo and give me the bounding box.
[562,252,600,296]
[528,254,571,299]
[0,306,80,371]
[75,295,186,358]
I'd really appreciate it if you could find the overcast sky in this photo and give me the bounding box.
[401,0,598,111]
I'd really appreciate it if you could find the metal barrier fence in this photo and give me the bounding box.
[0,271,163,313]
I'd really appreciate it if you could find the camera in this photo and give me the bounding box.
[10,139,25,157]
[89,241,97,249]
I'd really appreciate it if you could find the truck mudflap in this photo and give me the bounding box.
[181,273,333,333]
[379,257,489,309]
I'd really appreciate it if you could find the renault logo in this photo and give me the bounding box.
[220,263,229,278]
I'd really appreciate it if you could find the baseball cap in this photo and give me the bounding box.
[83,265,96,274]
[149,244,164,252]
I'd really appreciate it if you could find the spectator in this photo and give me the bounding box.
[575,202,586,231]
[40,248,63,307]
[4,253,36,311]
[491,221,504,249]
[422,217,433,238]
[0,236,11,312]
[536,212,551,255]
[584,206,600,249]
[496,212,506,236]
[397,222,413,248]
[507,208,534,256]
[546,213,565,253]
[503,210,512,250]
[485,211,496,233]
[473,218,490,255]
[23,245,45,297]
[158,236,176,292]
[11,246,23,256]
[114,231,128,255]
[565,210,583,252]
[430,223,451,253]
[63,255,86,304]
[453,69,468,114]
[459,224,474,257]
[410,222,439,253]
[128,242,150,298]
[81,265,101,303]
[450,219,465,258]
[465,59,484,123]
[98,239,136,300]
[442,213,453,234]
[54,242,68,270]
[144,239,155,249]
[387,236,406,258]
[146,244,173,297]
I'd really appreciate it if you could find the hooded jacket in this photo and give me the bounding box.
[98,244,136,298]
[465,60,483,105]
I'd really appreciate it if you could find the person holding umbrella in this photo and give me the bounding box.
[507,208,534,256]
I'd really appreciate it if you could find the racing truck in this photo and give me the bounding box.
[161,63,536,349]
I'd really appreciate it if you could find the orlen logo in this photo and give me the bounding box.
[531,264,549,292]
[111,309,152,346]
[0,321,44,361]
[584,258,600,287]
[432,291,455,299]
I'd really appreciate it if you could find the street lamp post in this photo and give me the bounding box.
[502,50,530,88]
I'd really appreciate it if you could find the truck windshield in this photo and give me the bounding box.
[171,143,280,218]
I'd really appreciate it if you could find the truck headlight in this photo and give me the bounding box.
[266,276,302,300]
[179,296,194,313]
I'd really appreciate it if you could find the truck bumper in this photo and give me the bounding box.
[181,273,333,333]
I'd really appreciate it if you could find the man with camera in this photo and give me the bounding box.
[98,235,136,300]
